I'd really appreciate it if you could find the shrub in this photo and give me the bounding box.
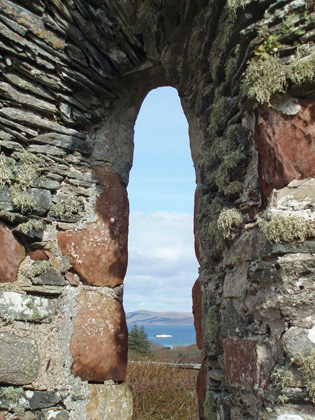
[127,356,198,420]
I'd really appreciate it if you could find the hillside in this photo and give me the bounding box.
[126,310,194,325]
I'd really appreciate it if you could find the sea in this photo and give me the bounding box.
[127,324,196,348]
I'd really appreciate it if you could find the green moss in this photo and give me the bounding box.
[10,186,36,214]
[197,195,225,261]
[205,125,248,199]
[301,349,315,403]
[0,152,14,188]
[227,0,253,16]
[23,260,50,280]
[217,208,243,240]
[16,219,45,234]
[258,213,313,243]
[0,210,16,222]
[0,386,23,403]
[205,306,218,355]
[243,45,315,104]
[49,194,83,220]
[272,364,294,388]
[204,391,217,420]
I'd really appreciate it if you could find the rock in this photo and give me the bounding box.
[282,327,315,366]
[261,240,315,258]
[38,177,60,190]
[70,290,128,382]
[31,188,52,215]
[192,279,203,349]
[196,360,207,420]
[38,411,69,420]
[35,267,66,286]
[0,222,24,283]
[0,291,54,322]
[28,249,48,261]
[0,333,40,385]
[221,301,246,339]
[255,101,315,205]
[86,383,133,420]
[58,167,129,287]
[223,262,248,298]
[33,132,91,155]
[21,285,63,296]
[224,339,259,386]
[20,390,61,410]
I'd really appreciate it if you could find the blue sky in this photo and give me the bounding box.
[124,87,199,313]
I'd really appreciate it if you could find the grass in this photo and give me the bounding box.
[127,351,199,420]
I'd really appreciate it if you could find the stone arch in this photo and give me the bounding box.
[0,1,314,420]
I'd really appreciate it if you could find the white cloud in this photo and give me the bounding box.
[123,211,199,312]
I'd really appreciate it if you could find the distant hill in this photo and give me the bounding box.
[126,310,194,325]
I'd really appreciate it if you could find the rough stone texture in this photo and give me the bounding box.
[255,102,315,205]
[282,327,315,367]
[0,291,54,323]
[0,333,40,385]
[224,339,258,387]
[58,168,129,287]
[192,278,203,349]
[0,222,24,283]
[70,290,128,382]
[196,359,207,420]
[0,0,315,418]
[87,383,133,420]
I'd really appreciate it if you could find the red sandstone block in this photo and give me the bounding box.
[58,167,129,287]
[192,279,203,349]
[70,290,128,382]
[0,222,24,283]
[224,339,258,386]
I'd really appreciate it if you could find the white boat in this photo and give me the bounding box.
[155,333,172,338]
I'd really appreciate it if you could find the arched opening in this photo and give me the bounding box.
[125,86,200,418]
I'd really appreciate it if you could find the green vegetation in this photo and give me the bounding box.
[0,386,23,403]
[301,349,315,403]
[217,208,243,240]
[244,45,315,104]
[204,391,217,420]
[128,324,151,357]
[127,355,198,420]
[23,260,51,280]
[204,306,218,355]
[258,213,313,243]
[49,194,83,220]
[227,0,253,16]
[16,219,45,234]
[254,34,281,61]
[272,364,294,388]
[0,152,42,214]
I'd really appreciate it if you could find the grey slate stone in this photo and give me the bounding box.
[32,188,52,215]
[0,333,40,385]
[35,267,66,286]
[0,291,54,323]
[261,240,315,258]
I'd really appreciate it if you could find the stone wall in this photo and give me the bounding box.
[0,1,314,419]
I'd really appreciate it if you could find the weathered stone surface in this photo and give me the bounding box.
[35,267,66,286]
[196,359,207,420]
[87,383,133,420]
[0,291,54,322]
[58,167,129,287]
[282,327,315,366]
[31,188,52,215]
[221,301,246,339]
[223,262,248,298]
[261,240,315,258]
[33,132,91,154]
[0,222,24,283]
[224,339,258,386]
[255,101,315,205]
[192,279,203,349]
[0,333,40,385]
[70,290,128,382]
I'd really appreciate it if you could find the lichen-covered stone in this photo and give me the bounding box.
[87,383,133,420]
[0,333,40,385]
[70,290,128,382]
[0,291,54,322]
[0,222,24,283]
[282,327,315,367]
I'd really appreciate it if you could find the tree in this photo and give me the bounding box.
[128,324,151,356]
